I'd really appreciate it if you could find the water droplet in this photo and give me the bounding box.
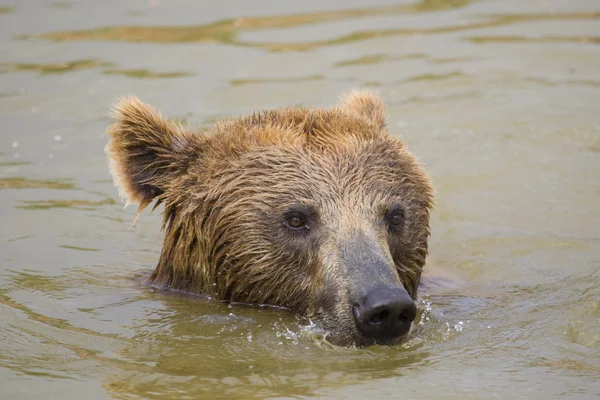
[454,321,464,332]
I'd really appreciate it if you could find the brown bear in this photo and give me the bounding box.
[105,91,434,347]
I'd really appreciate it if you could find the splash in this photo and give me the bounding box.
[418,292,433,325]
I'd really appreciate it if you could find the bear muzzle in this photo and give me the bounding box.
[326,230,418,346]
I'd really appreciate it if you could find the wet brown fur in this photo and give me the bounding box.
[105,90,434,345]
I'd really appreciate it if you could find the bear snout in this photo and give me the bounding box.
[352,286,417,343]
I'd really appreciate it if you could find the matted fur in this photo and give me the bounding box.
[105,90,434,346]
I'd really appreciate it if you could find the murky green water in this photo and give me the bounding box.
[1,1,599,399]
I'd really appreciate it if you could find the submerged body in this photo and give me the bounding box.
[106,91,433,346]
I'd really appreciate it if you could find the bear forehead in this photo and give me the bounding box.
[203,107,416,169]
[188,134,427,205]
[203,122,411,179]
[211,107,382,149]
[168,106,433,210]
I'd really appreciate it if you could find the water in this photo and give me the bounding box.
[1,0,599,398]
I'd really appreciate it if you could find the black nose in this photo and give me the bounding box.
[352,286,417,340]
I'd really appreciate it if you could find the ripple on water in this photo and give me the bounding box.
[24,9,599,53]
[0,263,469,392]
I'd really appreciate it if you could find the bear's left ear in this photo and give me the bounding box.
[105,97,201,216]
[338,90,387,130]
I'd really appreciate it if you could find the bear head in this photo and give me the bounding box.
[106,91,434,347]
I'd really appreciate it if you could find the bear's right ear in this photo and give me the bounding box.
[105,97,200,215]
[338,90,387,130]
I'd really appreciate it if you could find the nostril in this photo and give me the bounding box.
[368,309,389,325]
[400,303,417,322]
[398,312,409,322]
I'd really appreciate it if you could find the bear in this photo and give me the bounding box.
[105,90,434,347]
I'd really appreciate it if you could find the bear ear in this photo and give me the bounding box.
[105,96,198,217]
[338,90,387,130]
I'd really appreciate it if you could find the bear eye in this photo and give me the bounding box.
[284,211,308,230]
[387,208,405,229]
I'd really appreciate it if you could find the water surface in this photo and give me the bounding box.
[1,1,599,399]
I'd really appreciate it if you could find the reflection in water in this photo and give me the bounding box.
[0,177,75,190]
[17,198,116,210]
[0,269,441,399]
[0,60,192,79]
[0,59,115,75]
[334,53,426,67]
[3,269,72,293]
[538,358,600,374]
[31,1,476,46]
[59,245,101,252]
[229,74,324,86]
[29,10,600,52]
[103,69,192,79]
[0,161,33,166]
[467,35,600,44]
[0,272,483,399]
[403,71,468,83]
[5,235,32,243]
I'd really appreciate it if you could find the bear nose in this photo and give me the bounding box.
[352,286,417,340]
